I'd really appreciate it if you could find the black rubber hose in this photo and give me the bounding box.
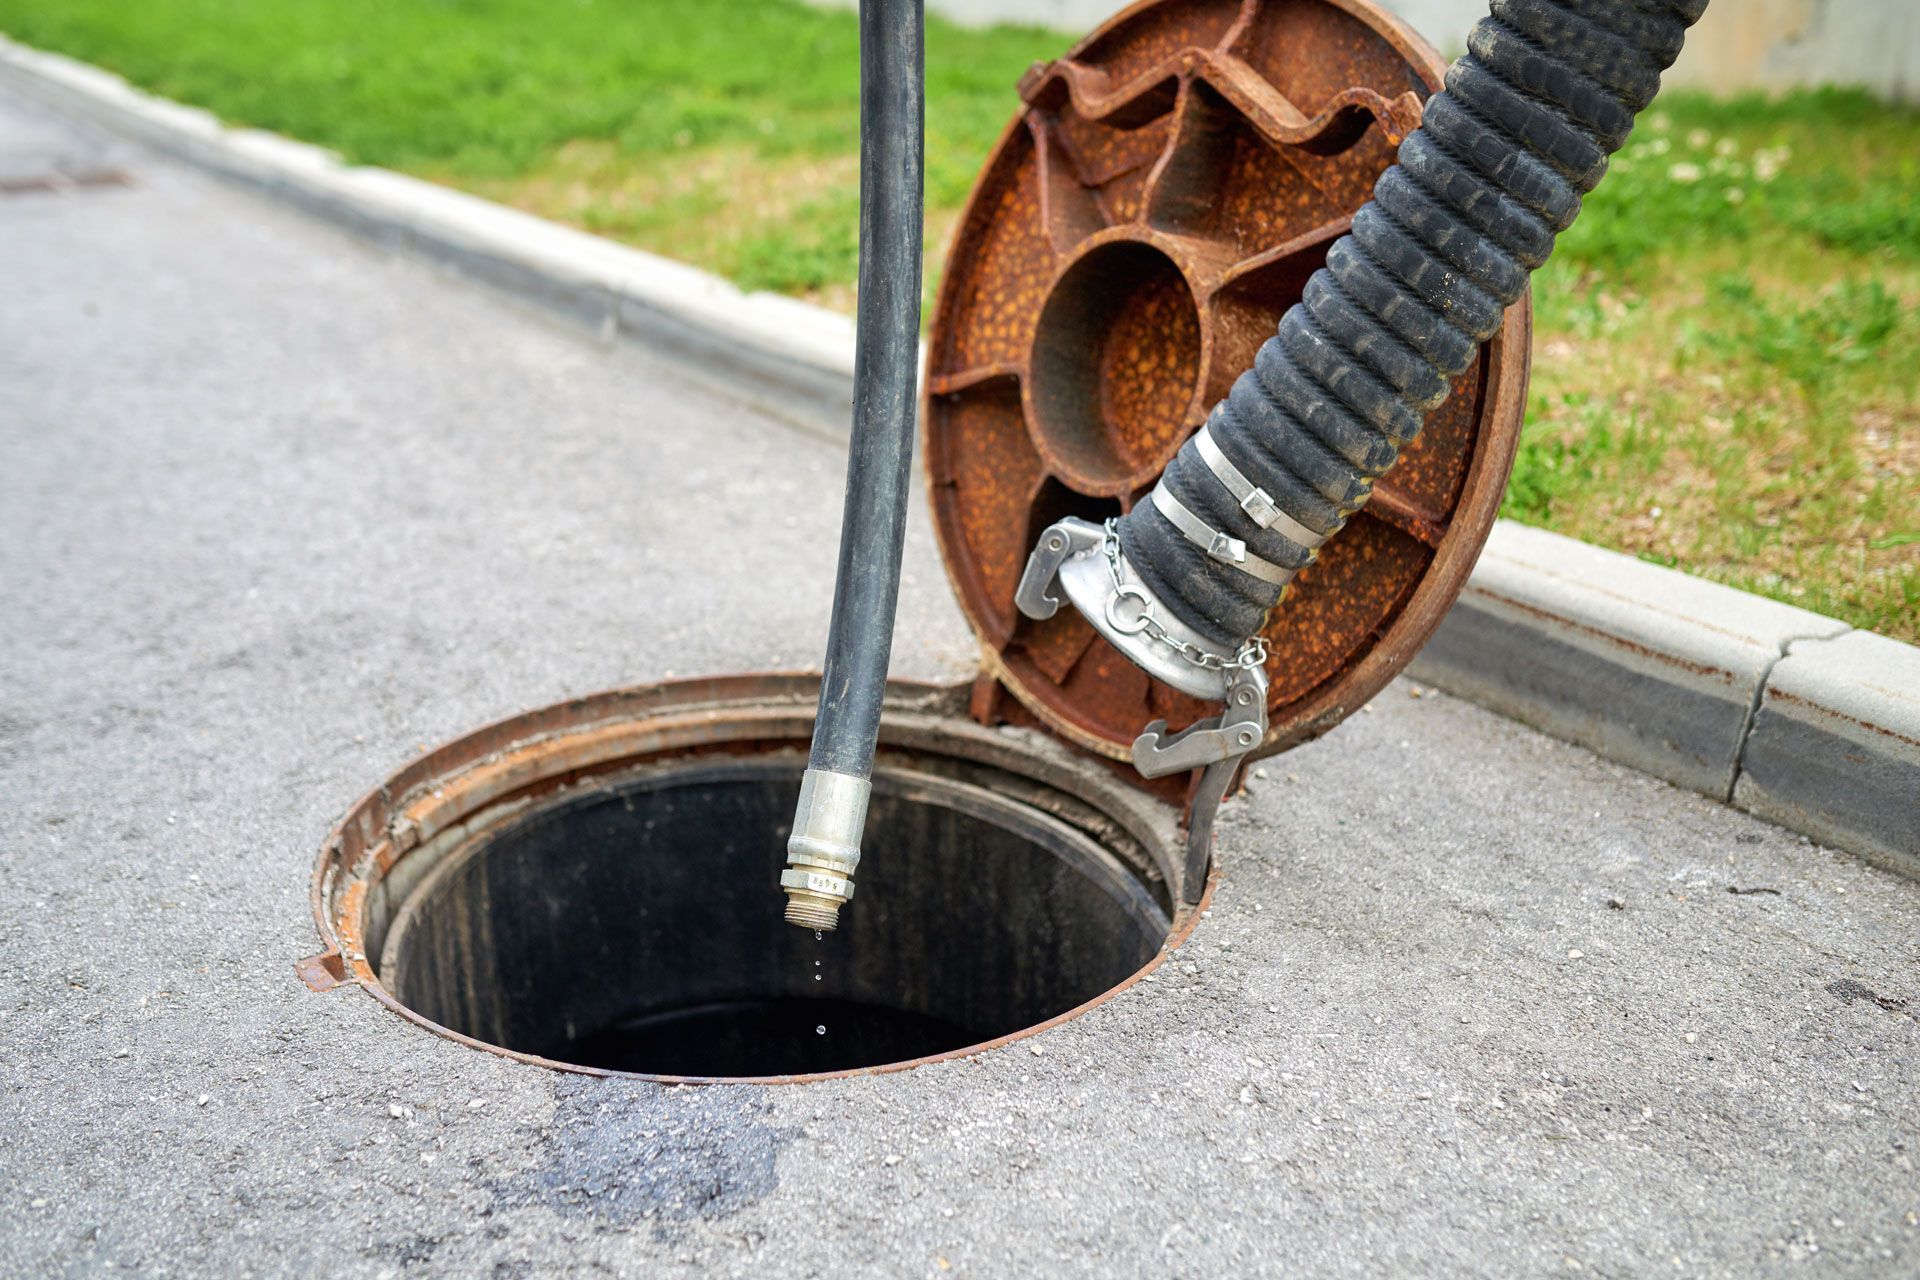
[805,0,926,778]
[1118,0,1709,647]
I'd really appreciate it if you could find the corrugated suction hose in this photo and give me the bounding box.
[1118,0,1710,646]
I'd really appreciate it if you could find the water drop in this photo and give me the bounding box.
[814,960,821,967]
[815,1025,826,1036]
[814,930,822,942]
[814,974,822,982]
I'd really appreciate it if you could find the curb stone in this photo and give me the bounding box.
[1406,522,1850,801]
[2,33,1914,875]
[1734,631,1920,878]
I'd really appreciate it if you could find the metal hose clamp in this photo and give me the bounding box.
[1148,481,1296,587]
[1193,426,1330,551]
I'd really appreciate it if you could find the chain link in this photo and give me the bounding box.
[1102,520,1269,673]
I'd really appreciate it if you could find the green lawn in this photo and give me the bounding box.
[2,0,1913,638]
[1519,94,1920,638]
[0,0,1058,299]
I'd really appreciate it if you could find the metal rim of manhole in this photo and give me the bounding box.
[924,0,1529,763]
[304,675,1209,1084]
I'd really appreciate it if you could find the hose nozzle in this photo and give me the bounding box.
[781,768,870,931]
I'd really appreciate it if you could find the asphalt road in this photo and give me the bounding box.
[3,89,1917,1279]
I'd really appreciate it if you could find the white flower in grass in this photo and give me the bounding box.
[1669,162,1703,184]
[1725,187,1747,205]
[1687,128,1713,149]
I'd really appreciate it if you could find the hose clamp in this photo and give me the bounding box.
[1148,482,1296,587]
[1193,426,1331,551]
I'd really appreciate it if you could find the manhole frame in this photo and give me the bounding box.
[305,673,1211,1084]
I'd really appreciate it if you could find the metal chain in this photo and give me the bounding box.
[1103,520,1269,673]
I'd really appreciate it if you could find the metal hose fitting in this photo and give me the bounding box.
[781,768,871,931]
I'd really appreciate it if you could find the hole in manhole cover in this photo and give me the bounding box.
[313,677,1197,1082]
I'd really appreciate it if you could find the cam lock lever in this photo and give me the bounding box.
[1133,662,1267,905]
[1016,517,1269,904]
[1130,661,1268,780]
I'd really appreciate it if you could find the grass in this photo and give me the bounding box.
[1516,94,1920,637]
[0,0,1057,301]
[1,1,1912,638]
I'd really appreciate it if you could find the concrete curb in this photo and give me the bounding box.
[3,33,1913,873]
[1405,523,1850,798]
[1404,525,1915,880]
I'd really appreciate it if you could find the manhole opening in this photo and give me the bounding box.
[369,743,1177,1080]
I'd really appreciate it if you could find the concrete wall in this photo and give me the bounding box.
[870,0,1920,103]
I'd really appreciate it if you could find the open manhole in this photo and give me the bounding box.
[305,0,1528,1084]
[308,677,1197,1082]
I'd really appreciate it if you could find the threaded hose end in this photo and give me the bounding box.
[782,892,844,933]
[781,767,869,930]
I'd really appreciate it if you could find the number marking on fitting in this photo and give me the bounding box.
[781,867,856,900]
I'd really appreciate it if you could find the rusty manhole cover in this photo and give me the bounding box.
[926,0,1529,762]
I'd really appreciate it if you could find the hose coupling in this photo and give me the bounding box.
[1015,516,1262,702]
[1018,517,1269,900]
[781,767,871,931]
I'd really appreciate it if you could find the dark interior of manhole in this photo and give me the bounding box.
[379,759,1172,1077]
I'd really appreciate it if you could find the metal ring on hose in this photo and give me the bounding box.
[1105,584,1154,635]
[1148,483,1296,587]
[1193,426,1330,551]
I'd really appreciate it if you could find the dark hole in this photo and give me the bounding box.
[570,998,974,1077]
[380,759,1170,1077]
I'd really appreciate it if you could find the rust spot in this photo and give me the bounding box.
[1765,688,1920,751]
[295,948,349,992]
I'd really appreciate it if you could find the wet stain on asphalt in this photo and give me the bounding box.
[490,1075,789,1230]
